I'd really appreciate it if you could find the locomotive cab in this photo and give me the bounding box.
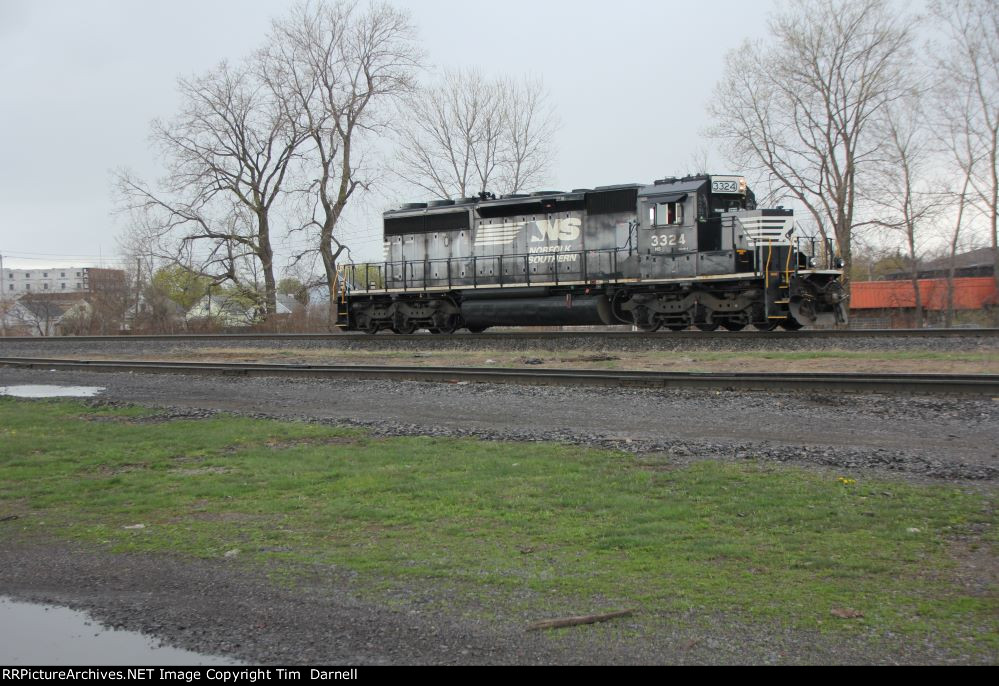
[638,175,753,279]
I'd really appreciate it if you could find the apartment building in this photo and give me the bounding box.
[0,267,88,298]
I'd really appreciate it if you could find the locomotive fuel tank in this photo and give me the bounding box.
[460,290,615,329]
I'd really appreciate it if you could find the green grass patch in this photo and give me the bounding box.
[0,397,995,654]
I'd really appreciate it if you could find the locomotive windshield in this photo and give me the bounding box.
[708,176,754,214]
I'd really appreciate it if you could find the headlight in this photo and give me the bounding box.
[834,257,845,269]
[808,256,818,268]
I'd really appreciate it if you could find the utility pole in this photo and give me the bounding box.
[0,252,6,336]
[133,257,141,332]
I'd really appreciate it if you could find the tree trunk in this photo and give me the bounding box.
[837,224,852,308]
[907,233,923,328]
[319,240,340,330]
[258,214,277,317]
[993,206,999,326]
[910,271,923,328]
[945,256,956,328]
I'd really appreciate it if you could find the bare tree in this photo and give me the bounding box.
[394,70,501,199]
[116,223,159,295]
[16,293,69,337]
[864,95,946,327]
[264,0,421,325]
[932,85,979,327]
[395,69,557,199]
[84,268,131,335]
[940,173,976,327]
[683,146,714,177]
[706,0,916,289]
[930,0,999,322]
[495,76,559,194]
[117,57,306,317]
[0,298,14,337]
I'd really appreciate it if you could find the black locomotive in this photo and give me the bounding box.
[337,174,847,333]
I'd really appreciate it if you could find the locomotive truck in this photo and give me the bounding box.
[337,174,847,333]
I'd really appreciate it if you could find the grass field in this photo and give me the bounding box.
[0,397,995,655]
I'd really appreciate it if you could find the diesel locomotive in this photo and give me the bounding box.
[337,174,848,333]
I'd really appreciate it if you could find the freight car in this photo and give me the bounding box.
[337,174,847,333]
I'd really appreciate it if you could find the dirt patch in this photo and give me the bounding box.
[79,414,138,424]
[559,354,621,362]
[82,346,999,375]
[946,538,998,598]
[170,466,231,476]
[262,436,359,450]
[80,410,218,424]
[0,541,990,664]
[93,463,149,476]
[179,511,270,523]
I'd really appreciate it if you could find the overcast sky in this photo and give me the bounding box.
[0,0,774,269]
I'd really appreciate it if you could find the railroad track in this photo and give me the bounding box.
[2,356,997,395]
[1,329,998,343]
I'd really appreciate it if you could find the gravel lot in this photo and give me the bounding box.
[1,365,996,664]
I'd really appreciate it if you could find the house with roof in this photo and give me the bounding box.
[185,292,298,329]
[880,247,996,281]
[0,293,91,336]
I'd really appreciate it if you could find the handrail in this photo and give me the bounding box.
[343,246,633,292]
[339,235,832,293]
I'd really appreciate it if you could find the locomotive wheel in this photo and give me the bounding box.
[695,323,719,331]
[720,321,745,331]
[630,305,660,332]
[779,318,804,331]
[467,326,489,333]
[392,320,417,335]
[753,320,780,332]
[435,314,460,334]
[667,324,687,332]
[361,317,379,335]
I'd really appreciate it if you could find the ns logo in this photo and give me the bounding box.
[529,218,581,242]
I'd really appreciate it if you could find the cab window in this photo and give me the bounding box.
[653,202,683,226]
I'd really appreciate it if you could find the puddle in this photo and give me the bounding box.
[0,597,242,665]
[0,385,104,398]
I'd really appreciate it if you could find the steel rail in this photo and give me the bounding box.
[2,356,997,395]
[0,329,997,344]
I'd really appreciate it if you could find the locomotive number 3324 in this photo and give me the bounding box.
[650,233,687,248]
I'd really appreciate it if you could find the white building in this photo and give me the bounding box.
[0,267,88,299]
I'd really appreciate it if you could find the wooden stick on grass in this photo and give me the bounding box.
[526,609,635,631]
